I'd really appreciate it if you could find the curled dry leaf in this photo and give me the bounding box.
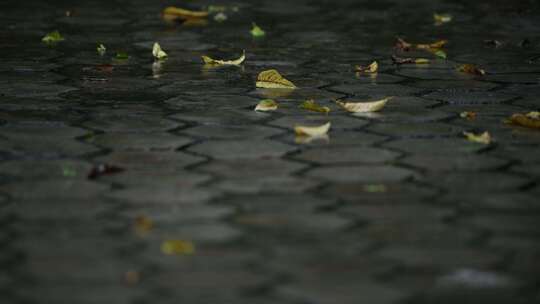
[294,122,331,137]
[152,42,168,60]
[161,240,195,255]
[460,111,477,120]
[392,55,430,65]
[434,13,453,24]
[356,61,378,73]
[214,12,227,22]
[42,30,64,43]
[430,48,447,59]
[300,99,330,114]
[463,131,492,144]
[250,22,265,37]
[507,111,540,129]
[202,50,245,66]
[256,69,296,89]
[458,64,486,76]
[163,6,209,19]
[336,97,392,113]
[255,99,278,112]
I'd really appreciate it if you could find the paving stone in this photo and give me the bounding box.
[401,154,508,172]
[107,186,220,205]
[215,176,321,194]
[305,165,416,183]
[0,180,108,201]
[170,109,270,126]
[196,158,307,178]
[382,138,486,155]
[367,122,460,138]
[269,114,368,130]
[188,140,296,160]
[424,172,530,192]
[328,83,423,98]
[0,159,92,179]
[90,132,192,151]
[323,182,438,204]
[94,151,205,172]
[408,79,499,90]
[0,82,77,98]
[293,146,401,165]
[98,170,212,188]
[461,214,540,235]
[442,193,540,211]
[423,90,518,105]
[181,124,284,140]
[83,113,182,132]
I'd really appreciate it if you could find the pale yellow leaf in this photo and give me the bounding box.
[434,13,453,24]
[163,6,209,18]
[256,69,296,89]
[294,122,331,137]
[356,61,378,73]
[255,99,278,112]
[336,97,392,113]
[161,240,195,255]
[152,42,168,59]
[202,50,245,66]
[463,131,491,144]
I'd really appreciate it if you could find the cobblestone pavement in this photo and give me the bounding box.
[1,0,540,303]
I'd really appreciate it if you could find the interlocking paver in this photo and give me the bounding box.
[2,0,540,303]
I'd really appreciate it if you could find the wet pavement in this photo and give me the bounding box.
[1,0,540,303]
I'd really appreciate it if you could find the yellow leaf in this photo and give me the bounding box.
[507,112,540,129]
[134,215,153,235]
[299,99,330,114]
[163,6,209,18]
[42,30,64,44]
[294,122,331,137]
[161,240,195,255]
[255,99,278,112]
[152,42,168,60]
[458,64,485,76]
[416,40,448,49]
[256,69,296,89]
[202,50,245,66]
[463,131,491,144]
[434,13,453,24]
[356,61,378,73]
[336,97,392,113]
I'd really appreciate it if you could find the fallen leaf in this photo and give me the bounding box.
[336,97,392,113]
[254,99,278,112]
[484,40,503,48]
[134,215,153,235]
[97,44,106,56]
[434,13,453,24]
[161,240,195,255]
[152,42,168,60]
[463,131,491,144]
[256,69,296,89]
[507,112,540,129]
[300,99,330,114]
[202,50,245,66]
[115,52,129,60]
[363,184,387,193]
[430,48,447,59]
[207,5,227,13]
[416,40,448,50]
[295,134,329,144]
[125,271,140,285]
[392,55,430,65]
[294,122,331,137]
[356,61,378,73]
[460,111,477,120]
[42,30,64,43]
[458,64,486,76]
[163,6,209,18]
[250,22,265,37]
[87,163,125,179]
[395,37,413,51]
[214,12,227,22]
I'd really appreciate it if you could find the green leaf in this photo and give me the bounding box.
[42,30,64,44]
[115,52,129,60]
[250,23,265,37]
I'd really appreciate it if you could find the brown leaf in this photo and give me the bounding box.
[460,111,477,120]
[87,164,125,179]
[458,64,486,76]
[507,112,540,129]
[356,61,378,73]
